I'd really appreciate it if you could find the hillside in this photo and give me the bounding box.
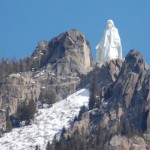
[0,29,150,150]
[0,89,89,150]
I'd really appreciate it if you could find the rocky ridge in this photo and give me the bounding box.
[0,29,150,149]
[0,29,92,134]
[60,50,150,150]
[32,29,92,75]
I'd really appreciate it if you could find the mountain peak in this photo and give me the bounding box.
[31,29,92,75]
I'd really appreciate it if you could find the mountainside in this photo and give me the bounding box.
[0,29,92,135]
[0,89,89,150]
[0,29,150,150]
[54,50,150,150]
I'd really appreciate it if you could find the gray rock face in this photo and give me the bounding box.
[0,29,92,133]
[108,50,150,133]
[62,50,150,149]
[105,135,148,150]
[0,73,41,134]
[32,29,92,101]
[32,29,92,75]
[79,58,123,95]
[85,50,149,133]
[112,50,147,106]
[97,50,150,148]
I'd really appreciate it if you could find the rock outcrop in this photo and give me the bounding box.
[106,135,148,150]
[32,29,92,75]
[59,50,150,150]
[32,29,92,101]
[0,29,93,134]
[79,58,123,96]
[0,73,41,132]
[96,50,150,148]
[109,50,150,133]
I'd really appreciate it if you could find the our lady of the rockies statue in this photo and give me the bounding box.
[96,20,122,63]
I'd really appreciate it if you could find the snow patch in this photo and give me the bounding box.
[40,52,44,55]
[0,89,89,150]
[33,57,38,59]
[34,71,45,78]
[31,80,35,84]
[48,72,55,76]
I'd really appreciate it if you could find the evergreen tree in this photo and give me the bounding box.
[60,127,66,139]
[35,145,39,150]
[121,119,131,138]
[96,125,104,150]
[46,91,56,105]
[52,127,89,150]
[16,100,36,125]
[39,90,56,106]
[6,108,12,132]
[27,100,36,120]
[78,105,87,120]
[46,141,53,150]
[89,75,97,110]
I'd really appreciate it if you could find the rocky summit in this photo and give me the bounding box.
[61,50,150,150]
[0,28,150,150]
[31,29,92,75]
[0,29,92,135]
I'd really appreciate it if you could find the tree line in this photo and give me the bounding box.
[0,57,41,77]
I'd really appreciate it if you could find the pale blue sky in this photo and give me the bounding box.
[0,0,150,64]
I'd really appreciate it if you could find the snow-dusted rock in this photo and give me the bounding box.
[96,20,122,62]
[0,89,89,150]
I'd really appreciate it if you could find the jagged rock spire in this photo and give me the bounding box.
[96,20,122,62]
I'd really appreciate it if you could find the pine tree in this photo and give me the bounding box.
[60,127,66,139]
[46,91,56,105]
[89,75,97,110]
[35,145,39,150]
[6,108,12,132]
[73,128,81,150]
[97,125,104,150]
[46,142,52,150]
[27,100,36,120]
[78,105,87,120]
[121,119,132,138]
[16,100,36,125]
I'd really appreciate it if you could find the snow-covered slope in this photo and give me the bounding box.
[0,89,89,150]
[96,19,122,62]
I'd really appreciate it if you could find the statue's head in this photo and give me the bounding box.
[107,20,115,29]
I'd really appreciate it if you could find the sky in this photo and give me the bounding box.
[0,0,150,65]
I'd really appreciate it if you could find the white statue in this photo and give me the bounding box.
[96,20,122,62]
